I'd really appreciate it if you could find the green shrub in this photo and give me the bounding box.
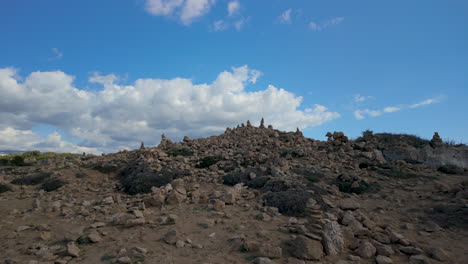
[41,178,67,192]
[11,172,52,185]
[437,164,464,175]
[22,150,41,158]
[166,148,194,157]
[195,155,223,168]
[11,156,25,166]
[0,183,12,193]
[263,191,312,216]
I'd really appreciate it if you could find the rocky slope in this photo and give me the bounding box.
[0,121,467,264]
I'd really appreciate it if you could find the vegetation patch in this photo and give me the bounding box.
[166,148,194,157]
[0,151,80,166]
[263,191,312,217]
[11,172,52,185]
[41,178,68,192]
[75,172,89,178]
[378,167,417,179]
[120,167,190,195]
[335,175,379,194]
[195,155,223,168]
[262,179,302,193]
[0,183,12,193]
[222,169,270,189]
[437,164,464,175]
[280,149,305,158]
[292,168,324,183]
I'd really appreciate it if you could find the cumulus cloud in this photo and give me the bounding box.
[279,8,292,24]
[354,97,441,120]
[0,66,340,153]
[0,127,99,154]
[228,0,240,17]
[309,17,345,31]
[145,0,215,25]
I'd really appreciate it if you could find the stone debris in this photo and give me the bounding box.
[0,120,466,263]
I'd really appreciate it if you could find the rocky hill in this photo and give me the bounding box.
[0,120,467,264]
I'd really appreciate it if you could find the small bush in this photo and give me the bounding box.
[0,183,12,193]
[195,155,223,168]
[22,150,41,158]
[41,178,67,192]
[166,148,194,157]
[263,191,312,216]
[11,172,52,185]
[246,176,270,189]
[335,174,379,194]
[263,180,302,193]
[11,156,25,166]
[437,164,464,175]
[75,172,88,178]
[292,168,324,183]
[337,180,377,194]
[359,162,370,169]
[94,164,120,173]
[120,167,189,195]
[378,167,416,179]
[223,172,249,186]
[280,149,305,158]
[222,169,270,189]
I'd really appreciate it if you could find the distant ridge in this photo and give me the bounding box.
[0,150,25,156]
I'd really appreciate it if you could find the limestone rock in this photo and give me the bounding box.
[356,241,376,259]
[322,220,345,255]
[285,236,324,261]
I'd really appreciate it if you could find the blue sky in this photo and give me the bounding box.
[0,0,467,153]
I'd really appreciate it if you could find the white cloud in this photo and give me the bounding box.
[354,96,441,120]
[49,48,63,61]
[383,106,401,113]
[353,94,374,103]
[309,21,321,31]
[0,66,340,153]
[89,72,119,86]
[234,17,248,31]
[145,0,184,16]
[309,17,345,31]
[279,8,292,24]
[144,0,215,25]
[213,19,228,31]
[0,127,99,154]
[354,109,382,120]
[410,98,438,108]
[180,0,215,25]
[228,0,240,17]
